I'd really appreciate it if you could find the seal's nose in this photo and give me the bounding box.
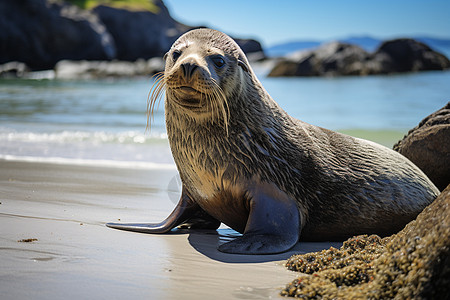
[181,62,198,81]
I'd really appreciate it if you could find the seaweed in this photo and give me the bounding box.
[281,186,450,299]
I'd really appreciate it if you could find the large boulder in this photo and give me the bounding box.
[269,38,450,77]
[372,39,450,73]
[281,185,450,298]
[92,2,265,61]
[234,38,265,61]
[0,0,265,73]
[0,0,115,70]
[92,1,190,60]
[393,102,450,191]
[268,42,369,77]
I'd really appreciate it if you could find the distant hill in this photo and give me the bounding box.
[266,36,450,58]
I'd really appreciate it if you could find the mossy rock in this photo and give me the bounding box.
[282,185,450,299]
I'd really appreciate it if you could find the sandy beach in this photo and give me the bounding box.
[0,159,338,300]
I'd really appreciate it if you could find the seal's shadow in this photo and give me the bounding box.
[187,228,342,263]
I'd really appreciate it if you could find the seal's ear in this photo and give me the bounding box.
[238,59,249,73]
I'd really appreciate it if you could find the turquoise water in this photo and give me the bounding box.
[0,70,449,166]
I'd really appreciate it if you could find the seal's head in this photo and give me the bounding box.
[148,29,251,130]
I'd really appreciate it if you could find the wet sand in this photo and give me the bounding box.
[0,159,337,300]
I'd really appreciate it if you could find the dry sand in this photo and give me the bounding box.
[0,159,337,300]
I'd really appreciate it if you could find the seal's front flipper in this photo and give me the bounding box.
[218,182,300,254]
[107,188,219,233]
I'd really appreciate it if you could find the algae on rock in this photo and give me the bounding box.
[281,186,450,299]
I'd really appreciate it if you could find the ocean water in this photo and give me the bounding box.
[1,70,449,167]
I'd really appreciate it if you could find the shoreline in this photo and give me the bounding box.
[0,159,337,299]
[0,154,177,170]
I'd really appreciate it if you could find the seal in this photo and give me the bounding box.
[107,29,440,254]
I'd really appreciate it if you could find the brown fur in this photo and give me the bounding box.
[149,29,439,243]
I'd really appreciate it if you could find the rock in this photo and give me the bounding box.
[393,103,450,191]
[373,39,450,73]
[0,0,266,74]
[281,184,450,299]
[268,42,370,77]
[269,38,450,77]
[0,62,29,78]
[55,58,164,79]
[92,1,191,60]
[0,0,115,70]
[234,38,265,61]
[92,3,264,61]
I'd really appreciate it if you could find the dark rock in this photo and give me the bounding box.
[393,102,450,191]
[269,42,370,77]
[0,0,115,70]
[0,0,266,73]
[234,38,265,61]
[92,1,191,61]
[235,38,264,54]
[373,38,450,73]
[92,2,263,62]
[269,38,450,77]
[268,59,311,77]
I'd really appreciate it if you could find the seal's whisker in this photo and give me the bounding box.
[213,87,222,127]
[147,73,163,117]
[147,82,164,130]
[148,72,164,108]
[206,92,212,123]
[147,72,166,131]
[211,87,221,127]
[215,94,220,125]
[211,91,218,126]
[211,79,229,135]
[202,90,213,124]
[205,88,216,125]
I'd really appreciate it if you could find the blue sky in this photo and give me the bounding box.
[164,0,450,47]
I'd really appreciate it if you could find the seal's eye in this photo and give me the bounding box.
[172,50,181,62]
[211,56,225,68]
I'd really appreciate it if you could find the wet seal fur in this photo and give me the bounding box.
[107,29,439,254]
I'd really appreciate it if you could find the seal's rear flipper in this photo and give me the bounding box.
[107,188,220,234]
[106,222,173,234]
[107,211,221,233]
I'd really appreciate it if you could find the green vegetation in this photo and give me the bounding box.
[65,0,160,13]
[338,129,404,148]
